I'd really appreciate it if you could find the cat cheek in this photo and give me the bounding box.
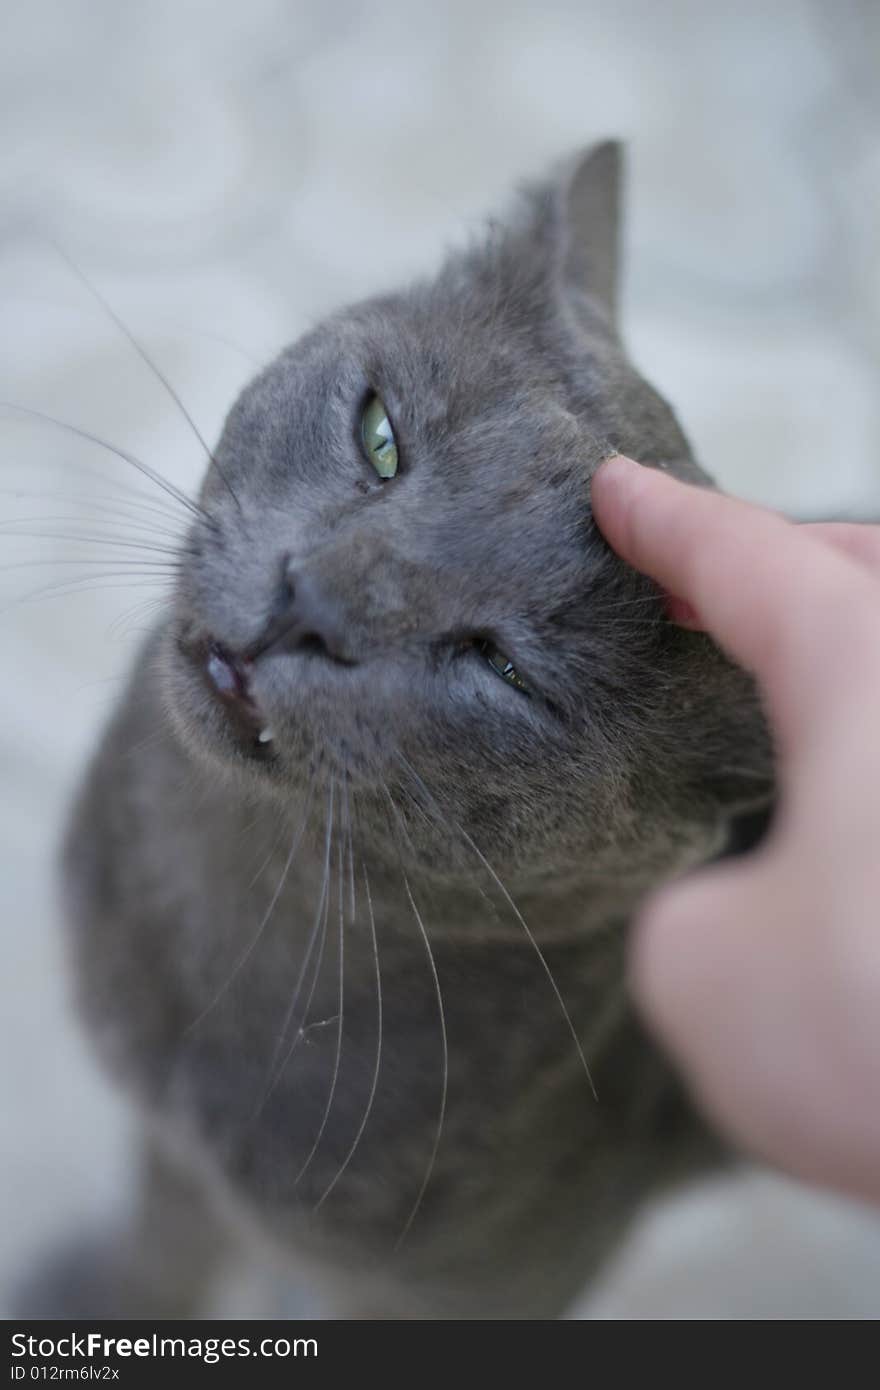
[664,593,702,629]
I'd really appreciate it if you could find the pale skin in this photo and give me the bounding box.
[592,455,880,1207]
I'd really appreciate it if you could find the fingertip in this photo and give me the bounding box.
[594,452,643,477]
[591,453,643,504]
[590,454,646,554]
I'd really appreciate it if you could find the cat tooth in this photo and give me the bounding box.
[257,727,274,744]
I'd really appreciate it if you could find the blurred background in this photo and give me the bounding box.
[1,0,879,1318]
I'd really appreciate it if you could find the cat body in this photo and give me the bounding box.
[40,144,772,1318]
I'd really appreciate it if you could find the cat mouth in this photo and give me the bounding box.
[198,640,276,755]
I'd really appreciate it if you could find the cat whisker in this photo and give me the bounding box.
[0,403,214,530]
[0,440,187,526]
[53,245,243,516]
[314,855,383,1213]
[0,555,182,571]
[0,571,176,618]
[107,594,171,642]
[177,327,266,371]
[294,824,347,1187]
[381,782,448,1249]
[378,781,422,863]
[395,750,597,1103]
[397,883,446,1246]
[245,818,293,893]
[297,1014,339,1043]
[0,490,187,541]
[346,788,356,924]
[0,523,191,559]
[272,856,333,1083]
[258,778,336,1111]
[184,779,316,1035]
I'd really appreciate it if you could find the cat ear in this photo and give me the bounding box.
[544,141,623,321]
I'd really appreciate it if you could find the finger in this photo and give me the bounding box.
[668,523,880,622]
[591,456,880,742]
[799,522,880,575]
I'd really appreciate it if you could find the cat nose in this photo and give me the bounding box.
[255,567,356,665]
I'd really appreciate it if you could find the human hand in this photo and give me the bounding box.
[592,455,880,1205]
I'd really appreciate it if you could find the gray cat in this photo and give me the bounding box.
[28,143,773,1319]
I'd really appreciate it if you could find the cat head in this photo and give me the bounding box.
[165,143,772,900]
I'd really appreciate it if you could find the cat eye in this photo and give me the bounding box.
[361,394,399,479]
[478,639,530,694]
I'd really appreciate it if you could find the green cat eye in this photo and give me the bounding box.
[361,394,399,479]
[479,640,530,694]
